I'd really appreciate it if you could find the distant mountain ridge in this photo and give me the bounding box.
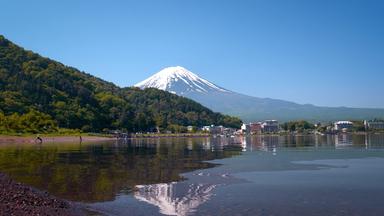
[135,66,384,122]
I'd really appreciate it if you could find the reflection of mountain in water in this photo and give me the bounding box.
[1,135,384,203]
[135,182,217,216]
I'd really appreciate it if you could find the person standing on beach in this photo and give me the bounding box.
[35,134,42,143]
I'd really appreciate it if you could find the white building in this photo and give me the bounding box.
[364,120,384,130]
[202,125,213,132]
[241,123,251,134]
[334,121,353,131]
[187,126,194,132]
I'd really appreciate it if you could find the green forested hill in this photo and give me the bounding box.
[0,35,241,133]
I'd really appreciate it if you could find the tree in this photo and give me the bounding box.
[0,35,243,133]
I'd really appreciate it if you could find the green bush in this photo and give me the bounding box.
[0,109,58,134]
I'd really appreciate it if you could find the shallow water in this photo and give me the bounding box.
[0,134,384,215]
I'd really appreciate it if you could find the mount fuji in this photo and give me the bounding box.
[135,66,384,122]
[135,66,230,95]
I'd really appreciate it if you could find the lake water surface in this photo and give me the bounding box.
[0,134,384,216]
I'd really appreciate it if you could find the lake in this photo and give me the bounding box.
[0,134,384,216]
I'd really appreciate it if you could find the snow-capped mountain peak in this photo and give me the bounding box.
[135,66,229,95]
[133,67,384,122]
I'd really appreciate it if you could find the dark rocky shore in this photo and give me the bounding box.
[0,173,84,216]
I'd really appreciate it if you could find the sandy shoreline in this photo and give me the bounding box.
[0,135,116,145]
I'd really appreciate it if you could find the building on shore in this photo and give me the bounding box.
[223,127,236,136]
[250,122,262,134]
[241,123,251,134]
[261,120,279,133]
[334,121,353,132]
[202,125,239,136]
[187,126,194,132]
[364,120,384,130]
[242,122,263,135]
[242,121,278,134]
[202,125,224,134]
[202,126,211,132]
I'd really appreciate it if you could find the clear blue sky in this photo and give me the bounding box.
[1,0,383,108]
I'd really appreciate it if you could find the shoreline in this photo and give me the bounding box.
[0,172,84,216]
[0,135,116,145]
[130,133,210,138]
[1,132,383,145]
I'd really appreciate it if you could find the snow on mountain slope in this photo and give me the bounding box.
[134,66,229,95]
